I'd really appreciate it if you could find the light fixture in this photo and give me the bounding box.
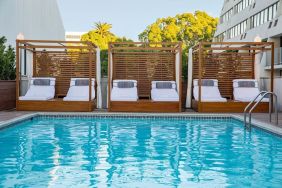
[17,32,25,40]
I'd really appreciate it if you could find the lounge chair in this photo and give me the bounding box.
[19,77,56,101]
[63,78,95,101]
[151,81,179,101]
[233,79,268,102]
[111,80,138,101]
[193,79,227,102]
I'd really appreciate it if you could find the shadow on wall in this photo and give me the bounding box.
[260,77,282,111]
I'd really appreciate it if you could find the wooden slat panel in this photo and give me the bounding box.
[113,52,175,97]
[193,51,254,99]
[34,51,96,97]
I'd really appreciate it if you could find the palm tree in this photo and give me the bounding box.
[93,22,115,38]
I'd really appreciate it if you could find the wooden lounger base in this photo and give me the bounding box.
[17,99,95,112]
[192,100,269,113]
[109,100,181,112]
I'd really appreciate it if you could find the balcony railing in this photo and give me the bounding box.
[266,47,282,67]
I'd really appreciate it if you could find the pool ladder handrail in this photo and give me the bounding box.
[244,91,278,128]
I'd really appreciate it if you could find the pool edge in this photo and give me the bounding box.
[0,112,281,136]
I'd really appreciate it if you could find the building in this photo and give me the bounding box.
[65,32,86,41]
[0,0,65,47]
[214,0,282,110]
[0,0,65,95]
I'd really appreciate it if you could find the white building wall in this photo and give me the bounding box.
[0,0,65,95]
[0,0,65,47]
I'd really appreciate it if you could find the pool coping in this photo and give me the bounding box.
[0,112,281,136]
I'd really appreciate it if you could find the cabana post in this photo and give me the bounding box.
[191,42,274,113]
[108,42,182,112]
[16,40,100,112]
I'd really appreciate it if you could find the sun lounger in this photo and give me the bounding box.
[111,80,138,101]
[193,79,227,102]
[19,77,56,101]
[151,81,179,101]
[233,79,268,102]
[63,78,95,101]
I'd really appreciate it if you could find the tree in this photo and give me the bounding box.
[0,36,16,80]
[81,22,116,50]
[139,11,218,80]
[81,22,133,76]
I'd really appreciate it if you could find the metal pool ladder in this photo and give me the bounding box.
[244,91,278,128]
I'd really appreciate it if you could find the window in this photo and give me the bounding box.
[250,2,279,29]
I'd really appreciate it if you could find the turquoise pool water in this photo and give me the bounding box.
[0,117,282,187]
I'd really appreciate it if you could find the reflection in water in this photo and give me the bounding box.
[0,118,281,187]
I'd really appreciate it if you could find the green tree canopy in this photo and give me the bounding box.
[0,36,15,80]
[139,11,218,49]
[81,22,133,76]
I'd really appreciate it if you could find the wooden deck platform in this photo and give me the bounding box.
[192,100,269,113]
[17,99,95,112]
[109,100,181,113]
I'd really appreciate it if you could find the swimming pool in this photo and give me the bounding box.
[0,115,281,187]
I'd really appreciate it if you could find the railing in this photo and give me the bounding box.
[244,91,278,128]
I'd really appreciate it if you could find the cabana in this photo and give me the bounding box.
[16,40,101,112]
[189,42,274,113]
[108,42,182,112]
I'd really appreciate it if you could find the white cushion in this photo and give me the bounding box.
[193,86,227,102]
[151,89,179,101]
[111,87,138,101]
[63,86,95,101]
[20,83,55,101]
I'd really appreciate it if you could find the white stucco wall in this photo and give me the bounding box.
[0,0,65,47]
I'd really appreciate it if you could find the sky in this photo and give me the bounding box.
[57,0,224,41]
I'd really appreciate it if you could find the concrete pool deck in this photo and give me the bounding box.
[1,110,282,135]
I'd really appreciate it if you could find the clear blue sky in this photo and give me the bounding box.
[58,0,224,41]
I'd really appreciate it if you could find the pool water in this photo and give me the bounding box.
[0,117,282,187]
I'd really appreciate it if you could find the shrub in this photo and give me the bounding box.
[0,36,16,80]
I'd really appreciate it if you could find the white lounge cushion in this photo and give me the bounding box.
[233,79,268,102]
[19,96,54,101]
[193,79,227,102]
[19,77,56,101]
[63,78,95,101]
[111,80,138,101]
[111,87,138,101]
[151,89,179,101]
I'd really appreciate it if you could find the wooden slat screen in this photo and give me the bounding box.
[34,51,96,97]
[112,52,176,97]
[192,42,273,100]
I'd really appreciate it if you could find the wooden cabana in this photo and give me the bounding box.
[108,42,182,112]
[191,42,274,113]
[16,40,101,112]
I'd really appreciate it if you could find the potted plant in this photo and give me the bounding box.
[0,36,16,110]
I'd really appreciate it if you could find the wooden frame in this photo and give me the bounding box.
[16,40,97,112]
[192,42,274,113]
[108,42,182,112]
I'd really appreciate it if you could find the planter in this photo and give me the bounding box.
[0,80,16,110]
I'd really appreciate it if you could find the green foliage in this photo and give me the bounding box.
[81,22,116,50]
[82,22,133,76]
[139,11,218,80]
[0,36,16,80]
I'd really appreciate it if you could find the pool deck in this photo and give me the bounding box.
[1,110,282,135]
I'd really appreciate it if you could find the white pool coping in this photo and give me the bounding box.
[0,112,281,136]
